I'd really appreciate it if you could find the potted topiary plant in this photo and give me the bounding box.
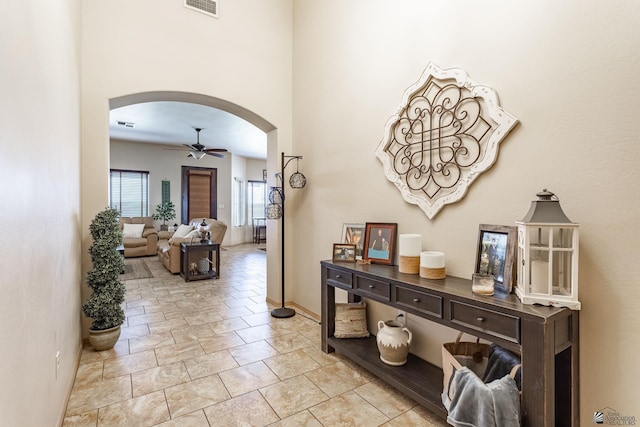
[82,207,126,351]
[153,201,176,231]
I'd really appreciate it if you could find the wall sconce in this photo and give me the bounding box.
[515,189,580,310]
[267,153,307,318]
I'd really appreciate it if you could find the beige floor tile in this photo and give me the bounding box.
[383,405,450,427]
[227,340,279,366]
[203,390,279,426]
[103,349,158,379]
[171,324,217,343]
[148,317,190,334]
[199,331,246,353]
[216,305,254,319]
[131,361,190,397]
[129,331,175,353]
[184,350,238,379]
[267,410,323,427]
[154,410,210,427]
[235,324,280,343]
[72,361,103,388]
[97,390,170,426]
[183,310,224,327]
[266,331,314,353]
[165,374,230,418]
[309,391,389,426]
[260,375,329,419]
[209,317,251,334]
[218,361,280,397]
[304,360,370,397]
[301,345,344,367]
[155,340,205,365]
[127,311,167,326]
[355,379,417,418]
[79,340,129,365]
[118,324,150,340]
[264,349,320,380]
[66,375,131,416]
[62,410,98,427]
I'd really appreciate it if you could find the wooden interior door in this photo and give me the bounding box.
[181,166,218,223]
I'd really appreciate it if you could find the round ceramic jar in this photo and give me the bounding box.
[376,316,413,366]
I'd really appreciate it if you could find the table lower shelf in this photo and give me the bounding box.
[327,335,447,419]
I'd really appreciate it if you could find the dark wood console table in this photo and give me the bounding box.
[320,260,579,427]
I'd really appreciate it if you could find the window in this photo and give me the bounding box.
[248,180,266,221]
[232,177,245,227]
[110,169,149,217]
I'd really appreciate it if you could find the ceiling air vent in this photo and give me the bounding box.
[184,0,218,19]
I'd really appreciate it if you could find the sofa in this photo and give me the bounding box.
[157,218,227,274]
[119,216,159,257]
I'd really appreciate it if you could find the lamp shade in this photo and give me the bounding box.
[289,172,306,189]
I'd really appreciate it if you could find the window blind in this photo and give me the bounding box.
[110,169,149,217]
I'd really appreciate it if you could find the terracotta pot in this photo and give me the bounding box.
[88,325,121,351]
[376,316,412,366]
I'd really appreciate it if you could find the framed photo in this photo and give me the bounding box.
[475,224,517,294]
[363,222,397,265]
[333,244,357,263]
[341,223,365,260]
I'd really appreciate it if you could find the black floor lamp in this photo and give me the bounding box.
[266,152,307,318]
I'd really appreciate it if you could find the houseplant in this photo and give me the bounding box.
[153,201,176,231]
[82,207,126,351]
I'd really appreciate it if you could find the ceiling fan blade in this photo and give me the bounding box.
[205,151,226,158]
[203,148,228,153]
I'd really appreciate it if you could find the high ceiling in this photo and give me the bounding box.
[109,101,267,159]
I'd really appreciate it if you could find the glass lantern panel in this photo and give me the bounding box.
[528,226,550,249]
[528,250,550,294]
[552,228,574,249]
[551,250,573,296]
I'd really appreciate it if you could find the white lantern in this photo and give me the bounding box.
[515,189,580,310]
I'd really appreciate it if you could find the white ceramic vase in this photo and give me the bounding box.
[376,316,412,366]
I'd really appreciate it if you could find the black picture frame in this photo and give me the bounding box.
[333,244,357,263]
[363,222,397,265]
[475,224,517,294]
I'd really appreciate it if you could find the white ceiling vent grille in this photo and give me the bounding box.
[184,0,218,18]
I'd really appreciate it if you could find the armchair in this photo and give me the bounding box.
[157,218,227,274]
[119,216,159,257]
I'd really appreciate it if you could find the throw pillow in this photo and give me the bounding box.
[334,302,370,338]
[123,223,145,239]
[184,230,200,239]
[173,224,194,238]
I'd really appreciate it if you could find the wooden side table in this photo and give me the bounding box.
[180,241,220,282]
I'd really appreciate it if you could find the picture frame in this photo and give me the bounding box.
[475,224,517,294]
[363,222,397,265]
[333,243,357,263]
[341,223,365,260]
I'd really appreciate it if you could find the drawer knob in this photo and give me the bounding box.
[335,275,342,279]
[412,298,421,303]
[369,285,375,289]
[477,317,485,323]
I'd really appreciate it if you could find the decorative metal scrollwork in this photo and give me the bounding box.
[376,62,518,219]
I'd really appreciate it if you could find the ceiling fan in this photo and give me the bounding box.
[183,128,228,159]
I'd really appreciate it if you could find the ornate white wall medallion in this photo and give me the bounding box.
[376,62,518,219]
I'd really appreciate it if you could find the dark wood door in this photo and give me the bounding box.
[181,166,218,223]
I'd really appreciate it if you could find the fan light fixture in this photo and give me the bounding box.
[188,150,207,160]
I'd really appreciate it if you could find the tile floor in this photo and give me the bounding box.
[63,244,448,426]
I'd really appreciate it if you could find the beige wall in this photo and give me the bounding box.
[292,0,640,420]
[0,0,82,425]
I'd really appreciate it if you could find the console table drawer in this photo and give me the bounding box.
[326,268,352,288]
[395,286,442,318]
[354,276,390,300]
[450,301,520,343]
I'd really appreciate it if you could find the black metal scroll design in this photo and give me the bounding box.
[385,79,493,200]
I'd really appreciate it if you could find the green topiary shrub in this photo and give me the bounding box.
[82,207,126,330]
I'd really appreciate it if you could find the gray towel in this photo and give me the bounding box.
[443,367,521,427]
